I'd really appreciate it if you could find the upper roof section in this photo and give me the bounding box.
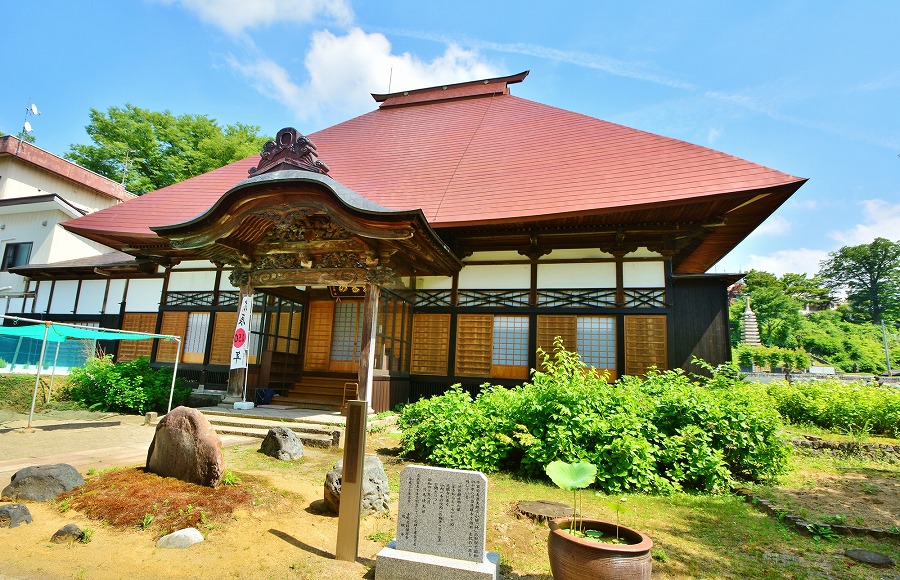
[0,136,134,203]
[62,71,806,272]
[371,71,529,108]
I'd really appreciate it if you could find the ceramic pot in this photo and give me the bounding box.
[548,517,653,580]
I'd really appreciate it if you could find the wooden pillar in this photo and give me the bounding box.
[335,283,380,562]
[227,284,254,400]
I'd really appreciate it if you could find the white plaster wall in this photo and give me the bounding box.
[544,248,615,260]
[172,260,213,270]
[0,157,122,210]
[104,279,127,313]
[416,276,453,290]
[458,264,531,289]
[75,280,107,315]
[220,270,238,291]
[46,228,108,263]
[462,250,528,262]
[124,279,164,312]
[622,261,665,288]
[31,282,51,313]
[167,269,218,291]
[628,247,663,258]
[537,262,616,289]
[48,280,79,314]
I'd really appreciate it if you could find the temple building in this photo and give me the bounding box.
[5,72,807,411]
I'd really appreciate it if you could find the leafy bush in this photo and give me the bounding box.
[766,378,900,437]
[398,340,789,494]
[732,344,811,372]
[66,356,190,414]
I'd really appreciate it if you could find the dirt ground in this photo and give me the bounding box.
[1,413,899,580]
[762,469,900,531]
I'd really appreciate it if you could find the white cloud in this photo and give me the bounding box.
[829,199,900,245]
[750,215,790,237]
[229,28,501,124]
[744,248,830,277]
[155,0,353,35]
[707,127,722,145]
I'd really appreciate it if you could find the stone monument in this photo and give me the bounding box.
[375,465,499,580]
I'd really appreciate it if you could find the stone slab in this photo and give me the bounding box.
[396,465,487,562]
[375,543,499,580]
[233,402,255,410]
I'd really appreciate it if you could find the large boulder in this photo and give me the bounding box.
[323,454,390,516]
[2,464,84,502]
[260,426,304,461]
[146,406,224,487]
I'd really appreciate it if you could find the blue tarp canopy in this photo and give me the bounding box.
[0,315,182,427]
[0,322,163,342]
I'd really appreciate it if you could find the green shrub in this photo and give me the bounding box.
[398,340,789,494]
[767,379,900,437]
[65,356,190,415]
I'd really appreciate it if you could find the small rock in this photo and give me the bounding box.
[0,503,33,528]
[260,426,304,461]
[324,455,390,516]
[844,548,895,568]
[156,527,205,549]
[2,464,84,502]
[51,523,84,544]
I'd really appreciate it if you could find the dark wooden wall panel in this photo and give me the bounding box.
[670,278,731,371]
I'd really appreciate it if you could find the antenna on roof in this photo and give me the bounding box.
[14,100,40,155]
[387,67,393,94]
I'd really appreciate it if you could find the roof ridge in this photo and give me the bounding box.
[372,70,528,108]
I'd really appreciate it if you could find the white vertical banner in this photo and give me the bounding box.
[230,295,253,369]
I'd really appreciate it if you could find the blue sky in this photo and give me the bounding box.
[2,1,898,277]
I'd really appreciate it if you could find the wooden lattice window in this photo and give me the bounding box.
[209,311,236,365]
[182,312,210,364]
[116,313,156,362]
[331,302,363,362]
[410,314,450,376]
[624,315,667,375]
[455,314,529,379]
[492,315,529,379]
[536,315,577,360]
[455,314,493,377]
[157,311,188,362]
[537,315,617,379]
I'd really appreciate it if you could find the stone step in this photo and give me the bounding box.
[211,424,337,449]
[199,413,343,449]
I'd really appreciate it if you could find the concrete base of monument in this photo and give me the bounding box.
[374,541,499,580]
[232,401,254,410]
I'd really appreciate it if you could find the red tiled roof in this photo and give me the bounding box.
[63,72,805,268]
[0,136,134,202]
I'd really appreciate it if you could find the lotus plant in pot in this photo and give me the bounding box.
[545,460,653,580]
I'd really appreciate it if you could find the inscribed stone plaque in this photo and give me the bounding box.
[396,465,488,562]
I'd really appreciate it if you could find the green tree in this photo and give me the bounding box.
[730,270,806,348]
[817,237,900,324]
[65,104,270,194]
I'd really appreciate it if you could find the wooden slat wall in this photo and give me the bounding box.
[410,313,450,376]
[536,315,577,367]
[157,311,188,362]
[209,311,237,365]
[455,314,493,377]
[304,300,334,371]
[625,314,667,375]
[117,313,156,362]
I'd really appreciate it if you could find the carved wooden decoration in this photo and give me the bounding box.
[249,127,330,176]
